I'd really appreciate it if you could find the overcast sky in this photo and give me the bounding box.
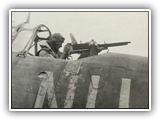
[12,11,148,59]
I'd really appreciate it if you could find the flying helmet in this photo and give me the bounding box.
[52,33,65,42]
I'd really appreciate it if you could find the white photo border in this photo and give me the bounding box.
[9,9,151,111]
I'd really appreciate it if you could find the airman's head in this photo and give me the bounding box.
[49,33,65,50]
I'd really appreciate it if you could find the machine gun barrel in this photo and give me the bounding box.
[98,41,131,49]
[70,41,131,54]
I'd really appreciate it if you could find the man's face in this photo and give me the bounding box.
[56,40,63,49]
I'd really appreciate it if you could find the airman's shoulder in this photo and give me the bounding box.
[39,50,52,57]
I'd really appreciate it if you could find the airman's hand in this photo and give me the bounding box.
[60,43,73,59]
[64,43,72,54]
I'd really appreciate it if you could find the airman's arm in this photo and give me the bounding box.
[60,43,72,59]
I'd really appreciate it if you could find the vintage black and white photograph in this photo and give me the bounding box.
[10,9,150,111]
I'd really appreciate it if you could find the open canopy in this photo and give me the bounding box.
[12,23,51,56]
